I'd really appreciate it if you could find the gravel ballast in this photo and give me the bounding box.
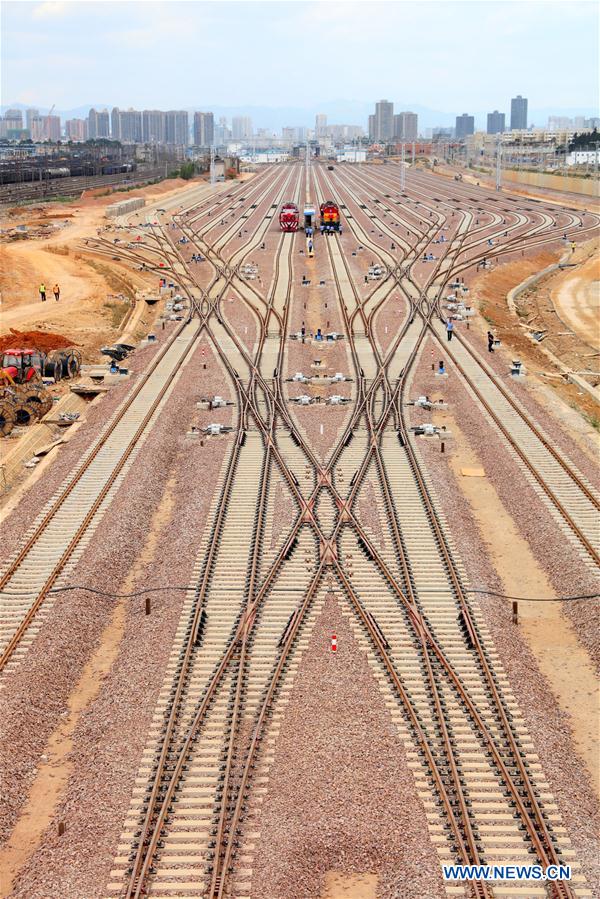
[0,324,177,568]
[409,336,600,667]
[405,340,600,892]
[248,594,445,899]
[2,338,233,898]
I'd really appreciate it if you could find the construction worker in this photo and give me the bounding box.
[39,283,46,302]
[487,331,495,353]
[53,283,60,302]
[446,319,454,341]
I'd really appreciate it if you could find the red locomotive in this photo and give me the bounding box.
[279,202,299,232]
[319,200,341,233]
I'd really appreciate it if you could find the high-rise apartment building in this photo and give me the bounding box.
[193,112,214,146]
[66,118,88,141]
[373,100,394,141]
[328,124,364,142]
[486,110,505,134]
[283,126,309,142]
[215,117,230,144]
[142,110,166,143]
[393,111,418,141]
[29,116,45,141]
[44,115,61,142]
[455,113,475,139]
[88,108,110,139]
[117,109,143,143]
[4,109,23,129]
[547,116,571,131]
[25,109,39,132]
[343,125,364,140]
[232,116,253,140]
[368,114,376,140]
[165,110,189,145]
[111,107,120,140]
[0,109,24,138]
[315,113,327,138]
[510,95,528,131]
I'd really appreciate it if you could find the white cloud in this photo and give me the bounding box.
[32,1,68,19]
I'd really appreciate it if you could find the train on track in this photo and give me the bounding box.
[279,202,299,232]
[319,200,341,233]
[0,161,135,185]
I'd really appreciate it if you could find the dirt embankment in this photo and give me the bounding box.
[551,250,600,351]
[470,249,600,423]
[432,162,599,211]
[0,177,213,361]
[0,238,138,359]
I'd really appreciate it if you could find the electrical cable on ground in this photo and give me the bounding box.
[467,588,599,603]
[0,585,598,602]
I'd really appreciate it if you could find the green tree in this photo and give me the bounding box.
[179,161,196,180]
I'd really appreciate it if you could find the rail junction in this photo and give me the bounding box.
[1,157,598,899]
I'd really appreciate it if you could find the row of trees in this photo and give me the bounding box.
[569,129,599,151]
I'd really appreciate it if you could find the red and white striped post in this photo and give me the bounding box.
[330,634,337,653]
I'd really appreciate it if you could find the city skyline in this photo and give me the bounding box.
[2,1,598,115]
[3,98,597,137]
[3,99,598,146]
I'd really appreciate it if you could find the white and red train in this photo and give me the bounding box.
[279,200,342,233]
[279,202,299,232]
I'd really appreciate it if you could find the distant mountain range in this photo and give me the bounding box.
[2,100,598,132]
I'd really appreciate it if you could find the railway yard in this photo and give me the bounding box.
[0,158,599,899]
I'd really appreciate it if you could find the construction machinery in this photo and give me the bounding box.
[0,347,81,437]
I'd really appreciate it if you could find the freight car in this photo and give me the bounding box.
[279,202,300,232]
[42,167,71,179]
[319,200,341,233]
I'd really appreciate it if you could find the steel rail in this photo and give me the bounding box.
[324,163,600,561]
[314,163,578,895]
[0,312,208,671]
[120,163,582,899]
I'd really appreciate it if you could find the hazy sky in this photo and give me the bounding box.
[2,0,598,113]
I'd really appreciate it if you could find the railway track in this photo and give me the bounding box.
[100,161,597,897]
[0,168,292,673]
[2,160,596,897]
[0,166,166,204]
[0,319,201,672]
[317,163,600,564]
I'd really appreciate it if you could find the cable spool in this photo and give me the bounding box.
[13,400,38,426]
[61,350,81,379]
[43,357,63,382]
[21,384,52,417]
[0,399,17,437]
